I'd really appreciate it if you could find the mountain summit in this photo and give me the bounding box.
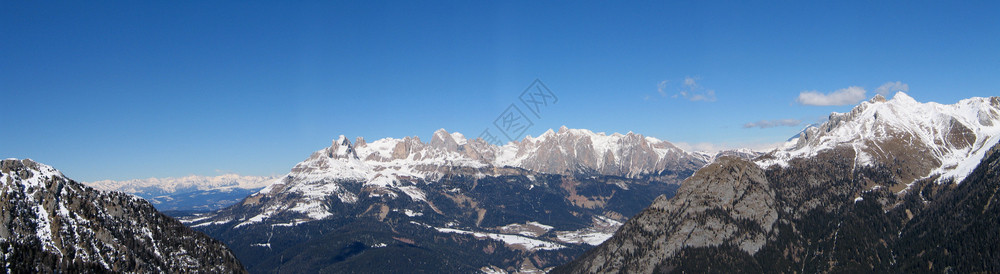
[761,92,1000,184]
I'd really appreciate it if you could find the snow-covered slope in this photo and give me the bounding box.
[759,92,1000,184]
[0,159,245,272]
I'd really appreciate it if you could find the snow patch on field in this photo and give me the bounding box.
[554,215,623,246]
[434,227,565,251]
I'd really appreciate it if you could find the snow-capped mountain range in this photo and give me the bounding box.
[85,174,278,212]
[760,92,1000,185]
[86,174,276,196]
[186,127,730,272]
[278,126,711,187]
[243,127,713,224]
[237,98,1000,228]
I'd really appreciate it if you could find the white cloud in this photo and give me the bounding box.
[796,86,866,106]
[657,80,668,97]
[743,119,802,129]
[689,90,716,102]
[677,76,716,102]
[653,76,717,102]
[684,77,697,87]
[875,81,909,96]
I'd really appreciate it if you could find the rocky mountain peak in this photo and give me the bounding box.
[870,93,887,103]
[430,128,461,152]
[355,136,367,148]
[0,159,245,272]
[329,135,359,160]
[888,91,918,105]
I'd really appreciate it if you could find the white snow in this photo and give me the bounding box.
[554,215,623,246]
[235,212,272,228]
[402,209,423,217]
[555,230,615,246]
[271,220,307,227]
[85,174,277,195]
[191,219,235,228]
[434,227,565,251]
[497,222,555,237]
[397,186,426,202]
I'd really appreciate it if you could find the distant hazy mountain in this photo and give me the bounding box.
[86,174,276,212]
[185,127,720,272]
[0,159,245,273]
[556,92,1000,273]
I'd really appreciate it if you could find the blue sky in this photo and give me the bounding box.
[3,1,998,181]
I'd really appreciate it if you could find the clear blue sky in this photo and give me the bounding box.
[3,1,998,181]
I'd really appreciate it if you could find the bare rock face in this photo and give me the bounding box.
[429,128,460,152]
[329,135,359,160]
[355,136,367,148]
[559,157,777,273]
[391,137,414,160]
[462,138,497,163]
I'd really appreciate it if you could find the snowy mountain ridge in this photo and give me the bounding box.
[225,127,705,227]
[759,92,1000,184]
[185,129,704,272]
[86,174,277,196]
